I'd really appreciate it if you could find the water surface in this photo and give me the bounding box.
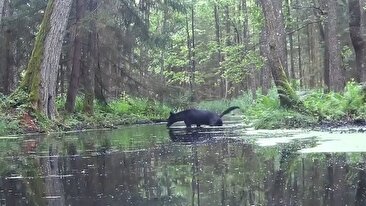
[0,118,366,205]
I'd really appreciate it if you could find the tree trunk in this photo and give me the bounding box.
[59,57,65,97]
[0,0,15,95]
[285,0,295,80]
[0,0,5,25]
[15,0,73,119]
[94,28,108,106]
[65,0,85,113]
[83,0,97,115]
[349,0,366,82]
[242,0,248,42]
[323,0,344,91]
[190,5,196,101]
[223,5,231,98]
[259,0,299,108]
[259,24,272,95]
[297,18,303,87]
[214,4,223,98]
[3,29,16,94]
[185,11,194,101]
[314,0,329,89]
[272,0,288,78]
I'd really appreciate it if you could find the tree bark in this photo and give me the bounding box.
[190,4,196,101]
[323,0,344,91]
[273,0,288,78]
[0,0,16,95]
[0,0,5,25]
[259,0,298,107]
[185,9,195,102]
[65,0,85,113]
[349,0,366,82]
[214,4,223,98]
[297,18,303,87]
[15,0,73,119]
[285,0,295,80]
[259,24,272,95]
[83,0,97,115]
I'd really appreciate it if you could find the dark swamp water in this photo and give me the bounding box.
[1,117,366,206]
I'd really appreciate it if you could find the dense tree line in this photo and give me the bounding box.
[0,0,365,118]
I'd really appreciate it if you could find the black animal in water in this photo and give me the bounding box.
[166,106,240,128]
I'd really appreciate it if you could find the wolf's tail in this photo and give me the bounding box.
[219,106,240,117]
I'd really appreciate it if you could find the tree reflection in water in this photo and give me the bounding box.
[0,125,365,205]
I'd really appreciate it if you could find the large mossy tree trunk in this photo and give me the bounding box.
[259,0,299,108]
[14,0,73,119]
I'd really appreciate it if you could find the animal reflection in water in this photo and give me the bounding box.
[168,127,226,142]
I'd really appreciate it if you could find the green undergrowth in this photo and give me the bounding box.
[1,81,365,135]
[54,95,171,131]
[197,93,254,113]
[0,94,171,136]
[0,94,21,135]
[198,82,366,129]
[302,82,366,120]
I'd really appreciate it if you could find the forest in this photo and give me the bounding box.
[0,0,366,135]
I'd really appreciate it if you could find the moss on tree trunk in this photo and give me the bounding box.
[10,0,73,120]
[20,0,54,106]
[10,0,54,109]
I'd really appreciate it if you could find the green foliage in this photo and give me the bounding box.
[0,93,6,108]
[252,109,317,129]
[0,93,23,136]
[0,114,21,136]
[197,92,254,113]
[222,46,264,83]
[243,88,317,129]
[55,95,171,133]
[341,45,353,70]
[303,81,366,120]
[20,0,54,104]
[56,96,84,113]
[109,96,171,119]
[249,82,366,129]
